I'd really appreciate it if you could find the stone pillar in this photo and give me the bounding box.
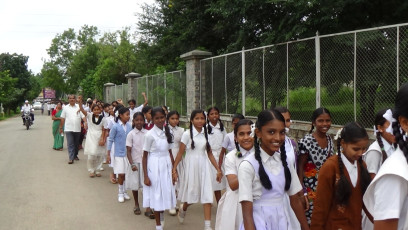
[180,50,212,116]
[104,83,115,103]
[125,72,141,103]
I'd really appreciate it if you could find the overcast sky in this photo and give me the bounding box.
[0,0,155,74]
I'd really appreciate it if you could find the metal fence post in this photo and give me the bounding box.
[397,26,400,91]
[242,47,246,116]
[315,31,321,108]
[164,72,167,106]
[225,56,228,113]
[262,48,266,110]
[286,43,289,109]
[353,32,357,121]
[211,59,214,106]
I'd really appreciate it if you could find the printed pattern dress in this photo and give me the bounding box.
[298,133,334,223]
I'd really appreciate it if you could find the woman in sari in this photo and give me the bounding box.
[52,101,64,150]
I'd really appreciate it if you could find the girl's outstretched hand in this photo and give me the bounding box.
[144,177,151,186]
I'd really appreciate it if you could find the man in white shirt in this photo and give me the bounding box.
[20,100,34,125]
[60,95,85,164]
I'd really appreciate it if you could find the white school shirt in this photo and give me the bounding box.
[143,125,173,153]
[129,104,144,119]
[126,128,147,164]
[60,104,85,132]
[208,122,226,151]
[104,116,114,130]
[363,138,395,174]
[170,125,184,151]
[238,148,302,202]
[364,148,408,229]
[340,153,358,187]
[225,147,254,176]
[222,132,235,152]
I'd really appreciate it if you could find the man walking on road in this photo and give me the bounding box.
[59,95,85,164]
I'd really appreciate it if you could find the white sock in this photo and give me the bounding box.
[155,226,162,230]
[160,212,164,221]
[204,220,211,228]
[118,184,124,194]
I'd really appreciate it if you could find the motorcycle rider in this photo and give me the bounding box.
[21,100,34,125]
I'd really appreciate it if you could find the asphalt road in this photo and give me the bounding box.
[0,111,217,230]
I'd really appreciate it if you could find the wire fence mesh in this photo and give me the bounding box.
[200,23,408,127]
[104,70,187,116]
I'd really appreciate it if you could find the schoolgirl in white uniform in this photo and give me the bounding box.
[206,107,227,204]
[172,109,223,230]
[167,110,185,215]
[216,119,254,230]
[126,112,147,215]
[362,108,396,230]
[103,104,117,184]
[78,99,105,178]
[238,109,309,230]
[142,107,176,230]
[218,113,245,174]
[364,84,408,230]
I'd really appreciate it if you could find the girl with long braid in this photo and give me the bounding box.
[142,107,176,230]
[216,119,254,230]
[362,108,396,230]
[238,110,309,230]
[310,122,371,230]
[172,109,222,230]
[363,108,396,179]
[297,107,334,223]
[364,83,408,230]
[206,106,227,203]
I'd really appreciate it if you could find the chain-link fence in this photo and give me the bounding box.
[104,71,187,116]
[200,23,408,127]
[104,83,128,106]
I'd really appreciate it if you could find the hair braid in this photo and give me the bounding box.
[164,124,173,144]
[309,124,314,134]
[235,140,242,158]
[358,157,371,194]
[254,135,272,190]
[204,125,211,152]
[207,119,213,134]
[190,121,195,149]
[335,136,352,205]
[392,119,408,163]
[280,143,291,191]
[219,118,224,132]
[376,132,388,163]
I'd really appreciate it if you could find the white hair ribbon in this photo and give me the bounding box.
[373,125,379,136]
[250,124,256,138]
[383,109,396,134]
[285,127,290,134]
[334,128,343,140]
[115,110,119,118]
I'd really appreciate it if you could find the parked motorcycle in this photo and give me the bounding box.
[23,111,32,130]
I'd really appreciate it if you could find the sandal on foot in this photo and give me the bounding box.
[133,207,141,215]
[144,210,155,219]
[110,175,117,184]
[89,173,95,178]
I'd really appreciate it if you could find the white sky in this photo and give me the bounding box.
[0,0,155,74]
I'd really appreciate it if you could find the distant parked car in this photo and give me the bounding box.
[33,102,42,110]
